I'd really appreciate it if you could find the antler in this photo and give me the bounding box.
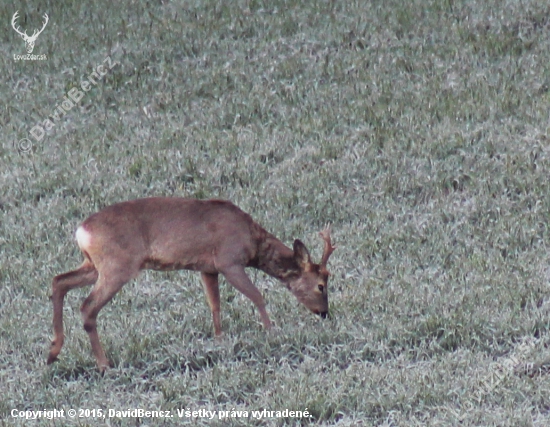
[319,225,336,268]
[11,11,28,38]
[31,13,49,40]
[11,11,48,41]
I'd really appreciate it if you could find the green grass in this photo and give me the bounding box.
[2,0,550,425]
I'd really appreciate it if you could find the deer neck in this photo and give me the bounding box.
[253,231,299,282]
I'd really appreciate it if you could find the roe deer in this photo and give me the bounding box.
[47,197,336,371]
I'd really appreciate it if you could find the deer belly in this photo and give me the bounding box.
[141,257,217,273]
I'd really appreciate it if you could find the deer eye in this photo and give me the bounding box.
[318,284,324,292]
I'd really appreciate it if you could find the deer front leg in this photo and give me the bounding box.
[200,272,222,337]
[221,266,272,330]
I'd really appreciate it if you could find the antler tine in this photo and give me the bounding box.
[319,224,336,268]
[40,14,49,31]
[11,10,19,27]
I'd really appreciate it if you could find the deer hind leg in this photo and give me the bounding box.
[80,265,139,372]
[221,266,272,330]
[47,261,98,365]
[201,272,222,337]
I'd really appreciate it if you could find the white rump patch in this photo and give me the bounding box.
[75,226,92,252]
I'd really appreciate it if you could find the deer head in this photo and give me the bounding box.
[12,11,49,54]
[285,226,336,318]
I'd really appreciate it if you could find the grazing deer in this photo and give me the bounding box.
[11,11,49,54]
[47,198,336,371]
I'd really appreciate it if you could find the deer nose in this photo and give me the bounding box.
[320,311,329,319]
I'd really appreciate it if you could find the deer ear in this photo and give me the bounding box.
[293,239,312,268]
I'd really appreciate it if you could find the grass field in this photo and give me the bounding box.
[2,0,550,425]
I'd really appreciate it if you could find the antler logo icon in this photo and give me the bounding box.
[11,11,49,54]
